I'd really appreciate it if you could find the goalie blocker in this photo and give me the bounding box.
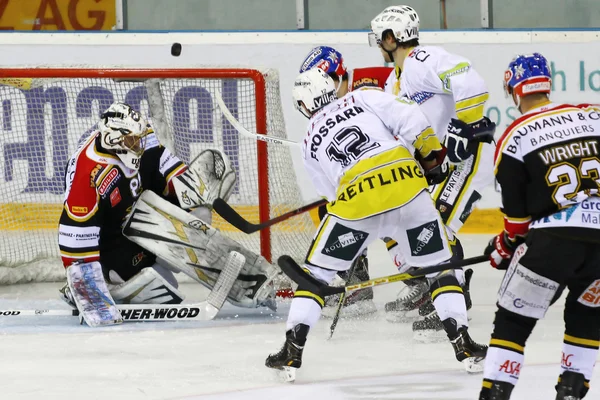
[123,190,279,311]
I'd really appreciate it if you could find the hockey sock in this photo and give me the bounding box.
[286,294,323,331]
[481,307,537,390]
[561,291,600,385]
[430,274,468,327]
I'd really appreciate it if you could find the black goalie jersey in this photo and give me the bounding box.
[58,129,186,278]
[495,102,600,239]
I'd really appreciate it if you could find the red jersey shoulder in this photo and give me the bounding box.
[494,103,576,163]
[64,139,107,220]
[350,67,393,91]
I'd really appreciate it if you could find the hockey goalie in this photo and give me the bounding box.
[58,102,279,326]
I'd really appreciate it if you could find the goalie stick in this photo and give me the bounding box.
[0,302,222,322]
[215,90,300,147]
[1,251,246,324]
[277,254,488,298]
[213,198,327,234]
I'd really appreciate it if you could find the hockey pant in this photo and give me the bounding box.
[481,228,600,397]
[286,191,468,332]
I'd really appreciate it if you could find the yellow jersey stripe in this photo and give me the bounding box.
[490,339,525,353]
[306,215,330,262]
[294,290,325,307]
[431,285,463,299]
[564,334,600,348]
[60,250,100,258]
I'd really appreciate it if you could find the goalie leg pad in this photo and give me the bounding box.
[66,261,123,327]
[123,191,280,309]
[109,266,185,305]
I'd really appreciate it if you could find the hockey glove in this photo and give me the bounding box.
[445,116,496,164]
[420,147,449,186]
[484,232,525,270]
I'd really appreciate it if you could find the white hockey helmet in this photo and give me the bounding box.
[369,5,420,47]
[99,102,148,170]
[292,68,338,119]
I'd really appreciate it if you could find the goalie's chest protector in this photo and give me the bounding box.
[67,137,146,249]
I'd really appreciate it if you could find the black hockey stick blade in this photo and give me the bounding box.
[277,255,342,298]
[213,198,327,234]
[212,198,254,233]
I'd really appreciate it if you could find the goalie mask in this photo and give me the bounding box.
[99,102,148,170]
[293,68,338,119]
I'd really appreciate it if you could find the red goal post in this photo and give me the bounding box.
[0,67,314,289]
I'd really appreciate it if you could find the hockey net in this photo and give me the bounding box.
[0,67,315,293]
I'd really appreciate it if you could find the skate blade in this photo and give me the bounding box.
[413,329,447,343]
[384,308,420,323]
[462,357,485,374]
[275,366,297,383]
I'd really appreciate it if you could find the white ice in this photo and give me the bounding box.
[1,234,598,400]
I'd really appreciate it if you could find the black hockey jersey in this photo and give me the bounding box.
[58,128,186,270]
[495,103,600,238]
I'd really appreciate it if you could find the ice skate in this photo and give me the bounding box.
[555,371,588,400]
[59,283,76,309]
[265,324,309,382]
[479,380,514,400]
[443,318,487,373]
[385,278,430,323]
[412,312,446,342]
[322,256,376,318]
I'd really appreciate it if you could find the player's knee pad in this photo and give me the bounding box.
[109,267,185,304]
[492,306,538,346]
[295,266,335,309]
[427,271,462,302]
[497,258,560,320]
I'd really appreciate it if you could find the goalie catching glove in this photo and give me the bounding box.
[445,116,496,164]
[173,149,236,209]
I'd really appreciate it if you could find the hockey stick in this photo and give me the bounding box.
[214,90,300,147]
[328,257,360,340]
[0,302,223,322]
[213,198,327,234]
[278,254,488,298]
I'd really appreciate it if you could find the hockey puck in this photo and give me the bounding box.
[171,42,182,57]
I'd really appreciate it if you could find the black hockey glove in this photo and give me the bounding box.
[419,147,449,186]
[446,116,496,164]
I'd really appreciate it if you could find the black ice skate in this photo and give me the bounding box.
[479,380,514,400]
[265,324,309,382]
[412,311,445,342]
[323,256,376,318]
[385,277,430,323]
[443,318,487,373]
[555,371,588,400]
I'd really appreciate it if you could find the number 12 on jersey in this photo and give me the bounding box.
[326,126,381,167]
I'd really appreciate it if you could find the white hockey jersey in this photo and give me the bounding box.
[384,45,489,140]
[302,89,442,220]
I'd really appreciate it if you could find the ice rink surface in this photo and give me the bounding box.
[1,234,598,400]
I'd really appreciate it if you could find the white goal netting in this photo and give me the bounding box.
[0,67,315,287]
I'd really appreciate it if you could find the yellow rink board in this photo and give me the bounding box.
[0,203,315,232]
[0,202,503,235]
